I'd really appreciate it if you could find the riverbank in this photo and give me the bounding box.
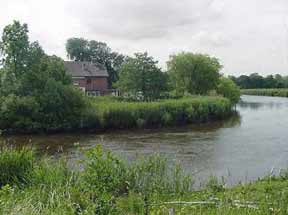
[0,96,233,135]
[83,96,233,129]
[241,88,288,97]
[0,146,287,214]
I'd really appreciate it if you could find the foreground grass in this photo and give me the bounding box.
[1,146,288,214]
[241,89,288,97]
[82,96,233,130]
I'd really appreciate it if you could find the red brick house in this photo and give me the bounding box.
[64,61,110,96]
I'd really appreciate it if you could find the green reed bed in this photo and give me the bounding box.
[1,146,288,214]
[241,88,288,97]
[83,96,233,130]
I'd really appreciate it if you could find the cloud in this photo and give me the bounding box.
[1,0,288,75]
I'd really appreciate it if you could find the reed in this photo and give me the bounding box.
[241,88,288,97]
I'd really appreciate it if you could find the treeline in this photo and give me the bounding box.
[229,73,288,89]
[0,21,239,132]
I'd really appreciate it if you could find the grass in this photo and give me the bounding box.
[1,146,288,214]
[82,96,233,130]
[241,88,288,97]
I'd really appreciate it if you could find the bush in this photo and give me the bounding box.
[216,77,241,104]
[82,145,128,195]
[241,88,288,97]
[0,146,35,187]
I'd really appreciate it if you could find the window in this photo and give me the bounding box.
[86,79,92,84]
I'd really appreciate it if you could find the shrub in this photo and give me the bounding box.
[216,77,241,104]
[241,88,288,97]
[82,145,128,195]
[0,146,35,187]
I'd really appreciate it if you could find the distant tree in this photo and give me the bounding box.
[216,77,240,104]
[167,52,222,96]
[66,38,126,87]
[115,52,167,101]
[66,38,90,62]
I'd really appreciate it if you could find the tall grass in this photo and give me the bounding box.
[83,96,233,129]
[1,145,288,214]
[241,88,288,97]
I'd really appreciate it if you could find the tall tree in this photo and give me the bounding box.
[115,52,167,101]
[168,52,222,96]
[0,21,30,78]
[66,38,125,87]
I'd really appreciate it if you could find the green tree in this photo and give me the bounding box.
[216,77,240,104]
[0,21,30,78]
[167,52,222,96]
[0,21,86,130]
[115,52,167,101]
[66,38,125,87]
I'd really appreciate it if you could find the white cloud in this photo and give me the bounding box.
[1,0,288,75]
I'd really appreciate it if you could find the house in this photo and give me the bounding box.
[64,61,110,96]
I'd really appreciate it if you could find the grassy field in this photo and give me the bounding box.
[82,96,233,130]
[1,146,288,214]
[241,89,288,97]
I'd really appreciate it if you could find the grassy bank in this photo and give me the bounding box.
[1,146,288,214]
[82,96,233,130]
[241,89,288,97]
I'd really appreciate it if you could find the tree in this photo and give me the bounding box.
[66,38,125,87]
[0,21,86,130]
[216,77,240,104]
[115,52,167,101]
[0,21,30,78]
[167,52,222,96]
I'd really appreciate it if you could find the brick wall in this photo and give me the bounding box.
[73,77,108,92]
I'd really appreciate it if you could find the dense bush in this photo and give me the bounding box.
[241,89,288,97]
[0,146,35,187]
[216,77,241,104]
[82,96,232,129]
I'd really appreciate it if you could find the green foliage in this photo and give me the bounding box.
[0,21,30,78]
[168,52,222,96]
[0,146,35,187]
[84,96,232,129]
[115,52,167,101]
[216,77,241,104]
[82,145,128,195]
[2,146,288,214]
[66,38,125,87]
[0,21,86,132]
[241,88,288,97]
[129,154,193,195]
[230,73,288,89]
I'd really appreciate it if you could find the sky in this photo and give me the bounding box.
[1,0,288,76]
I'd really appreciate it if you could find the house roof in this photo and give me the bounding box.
[64,61,109,77]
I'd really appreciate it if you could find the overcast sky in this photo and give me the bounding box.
[1,0,288,76]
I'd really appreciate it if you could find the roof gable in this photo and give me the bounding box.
[64,61,109,77]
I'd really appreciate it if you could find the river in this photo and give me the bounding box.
[2,95,288,187]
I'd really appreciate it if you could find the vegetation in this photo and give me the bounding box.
[168,52,222,96]
[241,88,288,97]
[82,96,233,129]
[0,21,238,133]
[216,77,241,104]
[1,146,288,214]
[66,38,126,87]
[230,73,288,89]
[115,52,167,101]
[0,21,86,131]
